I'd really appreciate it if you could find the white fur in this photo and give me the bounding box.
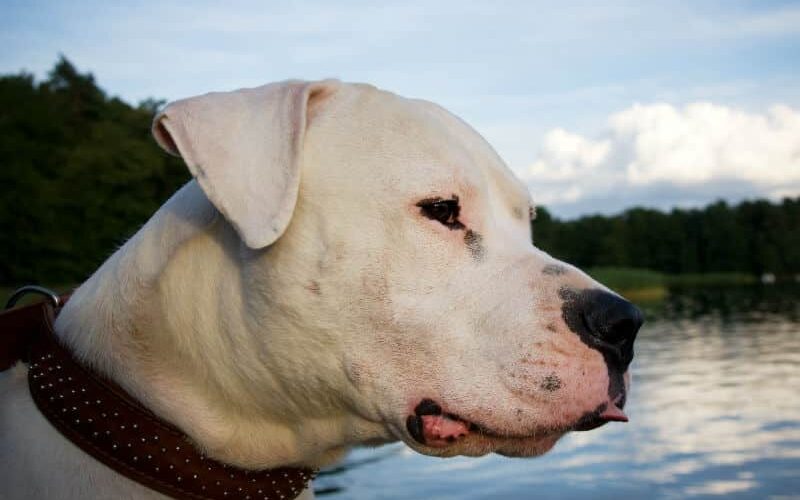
[1,80,621,498]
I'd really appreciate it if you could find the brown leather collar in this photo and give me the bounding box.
[1,296,316,500]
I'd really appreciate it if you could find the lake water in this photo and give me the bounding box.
[313,285,800,499]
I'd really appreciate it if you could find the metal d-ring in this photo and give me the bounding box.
[4,285,61,310]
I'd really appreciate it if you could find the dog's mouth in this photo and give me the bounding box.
[405,399,475,448]
[405,397,628,448]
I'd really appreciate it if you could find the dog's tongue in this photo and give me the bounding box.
[421,414,470,446]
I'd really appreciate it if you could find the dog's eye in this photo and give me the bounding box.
[417,196,464,229]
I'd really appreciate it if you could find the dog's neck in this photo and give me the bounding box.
[54,181,391,469]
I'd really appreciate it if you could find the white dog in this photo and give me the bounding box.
[0,80,642,499]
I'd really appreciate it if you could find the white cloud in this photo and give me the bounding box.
[525,129,612,205]
[530,129,611,179]
[521,102,800,216]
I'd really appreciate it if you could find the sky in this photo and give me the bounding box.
[2,0,799,218]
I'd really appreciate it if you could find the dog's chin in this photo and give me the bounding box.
[402,428,566,459]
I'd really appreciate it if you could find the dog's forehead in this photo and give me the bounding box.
[310,83,532,209]
[410,97,532,207]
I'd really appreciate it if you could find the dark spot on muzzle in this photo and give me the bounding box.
[559,287,644,398]
[540,373,562,392]
[464,229,485,261]
[542,264,567,276]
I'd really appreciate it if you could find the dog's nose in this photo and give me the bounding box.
[582,292,643,365]
[560,288,644,368]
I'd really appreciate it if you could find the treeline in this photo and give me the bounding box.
[0,57,188,284]
[533,200,800,278]
[1,58,798,286]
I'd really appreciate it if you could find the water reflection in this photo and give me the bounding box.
[315,285,800,499]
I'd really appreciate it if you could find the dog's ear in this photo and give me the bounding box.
[152,80,339,249]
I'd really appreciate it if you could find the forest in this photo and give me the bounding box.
[533,200,799,278]
[1,58,797,286]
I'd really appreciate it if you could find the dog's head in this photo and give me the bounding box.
[153,80,643,460]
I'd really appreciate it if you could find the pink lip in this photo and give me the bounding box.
[599,403,629,423]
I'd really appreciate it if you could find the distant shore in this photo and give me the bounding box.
[586,266,794,301]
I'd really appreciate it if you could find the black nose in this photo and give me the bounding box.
[560,288,644,368]
[584,292,643,348]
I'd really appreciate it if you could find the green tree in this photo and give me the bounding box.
[0,57,188,284]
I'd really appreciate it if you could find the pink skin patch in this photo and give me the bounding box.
[421,414,470,447]
[600,403,628,422]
